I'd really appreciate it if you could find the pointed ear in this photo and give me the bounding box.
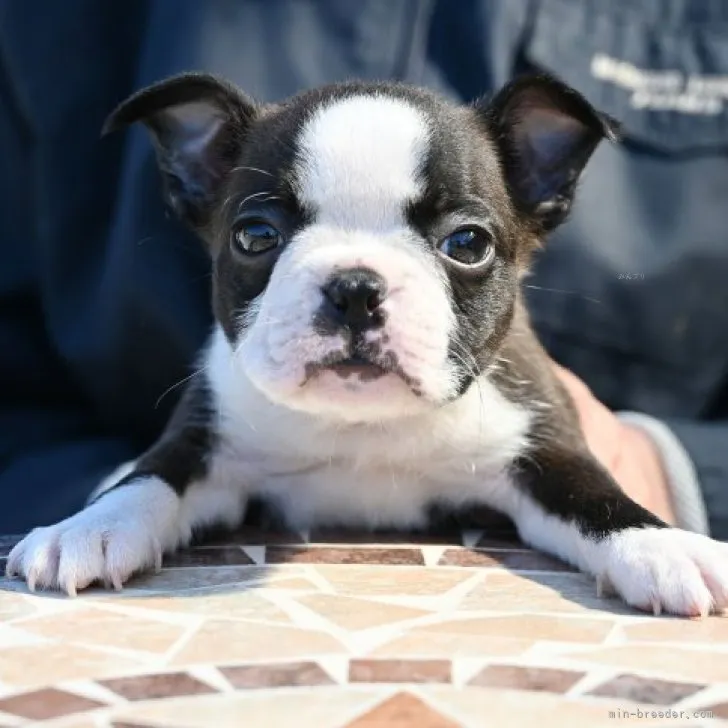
[102,73,258,228]
[476,74,619,232]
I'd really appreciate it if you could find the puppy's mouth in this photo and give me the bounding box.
[302,347,422,395]
[324,355,388,382]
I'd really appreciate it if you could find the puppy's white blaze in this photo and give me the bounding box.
[296,95,429,230]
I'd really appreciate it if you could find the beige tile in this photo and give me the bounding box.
[109,688,387,728]
[296,594,430,631]
[425,685,672,728]
[118,592,294,625]
[563,645,728,683]
[123,566,269,592]
[0,642,144,689]
[21,607,186,654]
[622,616,728,644]
[370,631,532,659]
[0,592,42,622]
[315,566,473,597]
[460,572,632,614]
[418,615,612,644]
[170,619,346,665]
[258,577,320,592]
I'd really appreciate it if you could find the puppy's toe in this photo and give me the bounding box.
[600,527,728,617]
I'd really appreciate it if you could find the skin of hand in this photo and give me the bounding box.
[552,362,677,526]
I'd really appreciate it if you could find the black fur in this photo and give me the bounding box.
[100,71,664,546]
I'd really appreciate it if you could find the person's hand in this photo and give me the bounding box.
[552,362,677,525]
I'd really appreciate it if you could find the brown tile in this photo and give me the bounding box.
[220,661,333,689]
[267,546,424,565]
[163,547,254,568]
[438,548,575,571]
[309,528,461,545]
[468,664,583,693]
[349,659,451,684]
[100,672,216,700]
[345,692,460,728]
[587,673,704,705]
[0,687,105,720]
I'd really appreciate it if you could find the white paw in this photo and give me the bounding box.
[597,527,728,617]
[6,479,181,596]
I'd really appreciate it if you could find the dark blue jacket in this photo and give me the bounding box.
[1,0,726,535]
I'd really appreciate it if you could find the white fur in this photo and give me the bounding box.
[505,492,728,616]
[295,94,429,230]
[6,479,181,595]
[237,95,459,417]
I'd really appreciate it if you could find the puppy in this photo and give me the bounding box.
[8,72,728,616]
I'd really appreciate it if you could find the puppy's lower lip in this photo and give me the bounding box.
[327,357,387,381]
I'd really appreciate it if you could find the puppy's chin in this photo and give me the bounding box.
[245,364,434,423]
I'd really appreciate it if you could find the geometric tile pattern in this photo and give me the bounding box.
[0,526,726,726]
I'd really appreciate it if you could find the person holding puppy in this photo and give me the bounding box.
[0,0,725,539]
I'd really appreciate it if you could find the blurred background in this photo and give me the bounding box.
[0,0,726,535]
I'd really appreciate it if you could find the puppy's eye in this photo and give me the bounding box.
[231,221,283,255]
[437,228,493,268]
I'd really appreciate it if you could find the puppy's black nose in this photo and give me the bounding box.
[320,267,387,331]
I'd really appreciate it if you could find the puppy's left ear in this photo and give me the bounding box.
[103,73,258,229]
[477,74,619,232]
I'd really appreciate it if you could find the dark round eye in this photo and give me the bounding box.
[437,228,493,267]
[232,221,283,255]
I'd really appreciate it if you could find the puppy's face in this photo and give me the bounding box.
[106,75,616,422]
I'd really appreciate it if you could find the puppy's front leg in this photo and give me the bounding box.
[509,447,728,616]
[7,384,245,595]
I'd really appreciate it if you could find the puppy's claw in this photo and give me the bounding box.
[111,573,123,592]
[651,598,661,616]
[26,571,38,593]
[64,581,78,598]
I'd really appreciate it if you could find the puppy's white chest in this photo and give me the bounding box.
[250,459,506,529]
[213,371,532,530]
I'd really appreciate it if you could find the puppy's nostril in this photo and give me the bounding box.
[320,267,388,330]
[366,292,383,312]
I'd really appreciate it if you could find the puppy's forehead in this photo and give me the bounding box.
[294,94,430,229]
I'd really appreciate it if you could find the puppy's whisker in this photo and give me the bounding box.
[230,166,275,178]
[237,190,277,212]
[154,365,209,410]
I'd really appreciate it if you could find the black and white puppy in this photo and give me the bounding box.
[8,73,728,616]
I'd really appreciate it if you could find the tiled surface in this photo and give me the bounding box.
[0,526,726,727]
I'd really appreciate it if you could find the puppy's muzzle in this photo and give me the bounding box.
[317,267,387,335]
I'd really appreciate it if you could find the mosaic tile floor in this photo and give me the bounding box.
[0,525,727,727]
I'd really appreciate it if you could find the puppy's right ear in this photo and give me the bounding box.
[103,73,258,228]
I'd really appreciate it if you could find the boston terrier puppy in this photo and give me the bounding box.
[8,73,728,616]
